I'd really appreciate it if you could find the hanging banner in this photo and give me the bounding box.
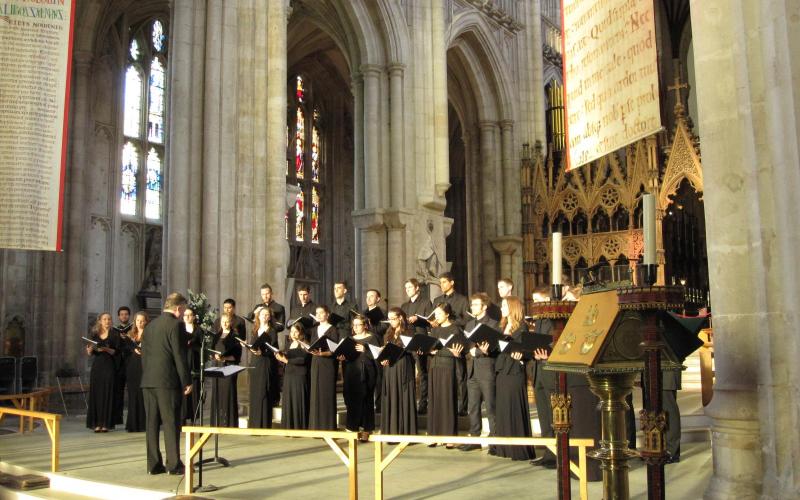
[561,0,661,171]
[0,0,76,251]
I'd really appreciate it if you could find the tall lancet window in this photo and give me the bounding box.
[121,19,168,220]
[286,76,323,245]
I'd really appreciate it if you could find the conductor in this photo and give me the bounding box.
[141,292,193,475]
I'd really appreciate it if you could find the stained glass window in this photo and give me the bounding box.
[147,58,165,143]
[124,66,142,137]
[145,148,162,219]
[311,115,320,183]
[129,38,140,60]
[295,188,305,241]
[295,107,305,179]
[311,186,320,244]
[296,76,304,103]
[120,19,168,221]
[121,142,138,215]
[286,75,323,245]
[152,20,165,52]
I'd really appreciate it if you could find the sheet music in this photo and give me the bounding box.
[205,365,246,377]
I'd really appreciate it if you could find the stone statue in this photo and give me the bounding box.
[416,220,445,284]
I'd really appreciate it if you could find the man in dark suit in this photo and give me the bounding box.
[245,283,286,333]
[401,278,433,414]
[460,293,499,451]
[141,292,193,475]
[435,272,469,415]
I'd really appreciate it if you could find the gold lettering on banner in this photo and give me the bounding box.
[563,0,661,170]
[0,0,73,251]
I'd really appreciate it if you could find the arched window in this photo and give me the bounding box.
[286,76,323,245]
[120,19,167,220]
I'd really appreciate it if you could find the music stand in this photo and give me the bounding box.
[202,364,246,469]
[192,329,217,493]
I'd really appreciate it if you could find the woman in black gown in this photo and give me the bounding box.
[427,303,465,448]
[380,308,417,435]
[493,296,536,461]
[308,305,339,430]
[124,311,148,432]
[86,312,120,432]
[339,315,379,432]
[211,314,242,427]
[276,323,311,429]
[181,307,203,423]
[248,307,280,428]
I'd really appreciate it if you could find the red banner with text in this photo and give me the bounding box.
[561,0,661,171]
[0,0,75,251]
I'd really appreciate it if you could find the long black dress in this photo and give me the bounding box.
[342,333,379,431]
[309,324,339,430]
[211,331,242,427]
[182,324,204,423]
[86,330,121,430]
[381,332,418,435]
[282,345,311,429]
[427,324,465,436]
[494,324,535,460]
[123,336,146,432]
[248,327,279,428]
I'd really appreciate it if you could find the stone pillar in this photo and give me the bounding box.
[479,121,499,293]
[430,0,450,202]
[353,211,387,302]
[691,1,800,498]
[500,120,518,235]
[165,0,207,294]
[361,64,382,210]
[388,63,405,209]
[529,0,547,146]
[64,50,93,366]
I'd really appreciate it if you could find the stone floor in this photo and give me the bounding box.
[0,389,712,499]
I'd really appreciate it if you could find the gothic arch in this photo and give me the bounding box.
[447,15,515,122]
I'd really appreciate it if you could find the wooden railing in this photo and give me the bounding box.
[182,425,594,499]
[370,434,593,500]
[0,406,61,472]
[0,389,54,432]
[182,426,360,497]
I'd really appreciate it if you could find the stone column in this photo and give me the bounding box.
[64,50,93,366]
[479,121,499,293]
[388,63,405,209]
[691,1,800,498]
[500,120,519,235]
[431,0,450,201]
[361,64,382,210]
[529,0,547,146]
[165,0,206,294]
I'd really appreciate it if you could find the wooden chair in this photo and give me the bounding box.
[55,368,87,416]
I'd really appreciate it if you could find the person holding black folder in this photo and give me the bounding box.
[140,293,192,475]
[181,307,204,423]
[401,278,433,415]
[380,308,418,435]
[435,273,470,417]
[461,293,500,451]
[493,296,535,461]
[427,303,465,447]
[339,315,379,432]
[86,312,120,433]
[247,307,280,429]
[210,314,242,427]
[308,305,339,430]
[245,283,286,333]
[275,323,311,429]
[330,281,359,340]
[113,306,132,427]
[123,311,149,432]
[212,299,247,341]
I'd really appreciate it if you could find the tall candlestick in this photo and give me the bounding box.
[643,194,656,265]
[552,232,563,285]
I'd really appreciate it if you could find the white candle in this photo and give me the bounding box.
[643,194,656,265]
[552,232,562,285]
